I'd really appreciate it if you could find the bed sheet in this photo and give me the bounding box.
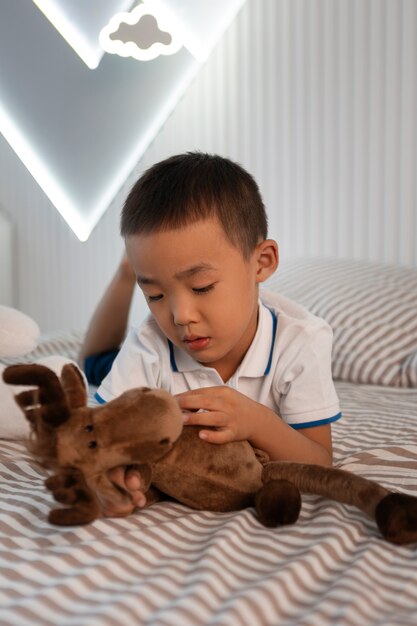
[1,381,417,626]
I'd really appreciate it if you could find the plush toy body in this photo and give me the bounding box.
[3,363,417,544]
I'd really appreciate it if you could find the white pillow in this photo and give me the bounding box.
[0,306,39,358]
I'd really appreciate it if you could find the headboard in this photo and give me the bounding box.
[0,210,13,306]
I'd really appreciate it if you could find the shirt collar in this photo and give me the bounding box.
[167,302,277,378]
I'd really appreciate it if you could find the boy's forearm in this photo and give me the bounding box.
[79,265,136,363]
[248,406,333,467]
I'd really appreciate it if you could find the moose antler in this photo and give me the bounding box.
[3,364,71,468]
[3,364,70,426]
[60,363,88,410]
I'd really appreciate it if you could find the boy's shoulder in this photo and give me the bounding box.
[259,288,333,356]
[259,289,335,386]
[260,288,327,327]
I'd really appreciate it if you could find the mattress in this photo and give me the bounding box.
[1,380,416,626]
[2,257,417,625]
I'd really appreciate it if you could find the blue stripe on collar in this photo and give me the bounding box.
[264,306,277,375]
[168,339,179,372]
[168,306,278,376]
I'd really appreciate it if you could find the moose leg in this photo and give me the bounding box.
[255,479,302,527]
[45,470,100,525]
[375,493,417,545]
[262,461,417,545]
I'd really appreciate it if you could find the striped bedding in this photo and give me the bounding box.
[2,258,417,625]
[1,381,417,625]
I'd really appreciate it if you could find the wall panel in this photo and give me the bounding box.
[0,0,416,331]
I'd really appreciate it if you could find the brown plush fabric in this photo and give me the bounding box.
[153,426,264,511]
[3,363,417,544]
[375,493,417,544]
[262,461,389,517]
[255,479,302,527]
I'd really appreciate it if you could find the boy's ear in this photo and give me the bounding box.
[254,240,279,283]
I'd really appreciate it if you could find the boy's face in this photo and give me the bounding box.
[125,218,277,381]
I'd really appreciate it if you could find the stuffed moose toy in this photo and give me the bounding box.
[3,362,417,544]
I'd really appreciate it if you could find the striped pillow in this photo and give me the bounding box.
[266,258,417,388]
[1,329,84,366]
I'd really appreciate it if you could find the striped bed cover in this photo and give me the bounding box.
[1,381,417,625]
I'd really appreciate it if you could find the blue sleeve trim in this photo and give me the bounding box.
[94,392,106,404]
[289,412,342,430]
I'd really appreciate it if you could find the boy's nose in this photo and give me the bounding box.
[172,299,198,326]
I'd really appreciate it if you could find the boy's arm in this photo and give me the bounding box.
[78,254,136,365]
[242,404,333,466]
[177,387,333,466]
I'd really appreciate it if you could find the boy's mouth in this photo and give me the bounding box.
[183,336,211,351]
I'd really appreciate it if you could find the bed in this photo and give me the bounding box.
[1,258,417,625]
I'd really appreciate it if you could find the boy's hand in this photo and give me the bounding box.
[99,466,147,517]
[176,386,262,444]
[177,388,334,466]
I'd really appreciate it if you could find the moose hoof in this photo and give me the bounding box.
[255,479,302,528]
[49,506,99,526]
[45,473,78,492]
[45,476,63,491]
[375,493,417,545]
[52,488,79,505]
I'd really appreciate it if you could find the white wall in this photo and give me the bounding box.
[0,0,416,331]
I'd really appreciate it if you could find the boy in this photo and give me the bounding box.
[85,152,341,515]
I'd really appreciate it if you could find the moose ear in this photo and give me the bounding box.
[60,364,87,409]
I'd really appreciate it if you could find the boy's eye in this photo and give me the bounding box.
[193,284,215,295]
[147,294,163,302]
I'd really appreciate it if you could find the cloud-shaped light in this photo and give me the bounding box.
[99,4,183,62]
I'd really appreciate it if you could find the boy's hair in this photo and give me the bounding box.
[120,152,268,258]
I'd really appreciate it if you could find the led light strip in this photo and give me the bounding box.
[31,0,104,69]
[0,99,89,241]
[81,61,200,236]
[4,0,245,241]
[0,61,200,242]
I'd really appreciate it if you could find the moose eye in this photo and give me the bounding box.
[88,441,97,449]
[84,424,94,433]
[159,438,170,445]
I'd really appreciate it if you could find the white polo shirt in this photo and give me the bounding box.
[96,289,341,429]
